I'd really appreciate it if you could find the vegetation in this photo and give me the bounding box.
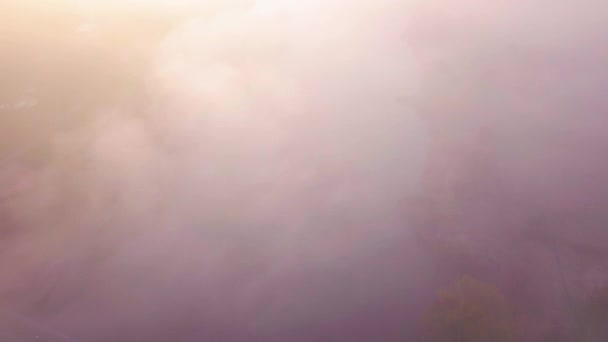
[582,286,608,341]
[424,277,516,342]
[1,1,607,341]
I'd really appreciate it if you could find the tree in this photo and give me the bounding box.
[424,276,517,342]
[582,286,608,341]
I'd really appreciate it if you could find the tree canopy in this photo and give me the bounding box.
[424,276,516,342]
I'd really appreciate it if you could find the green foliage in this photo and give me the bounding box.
[424,276,516,342]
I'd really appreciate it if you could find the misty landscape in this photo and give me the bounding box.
[1,0,608,341]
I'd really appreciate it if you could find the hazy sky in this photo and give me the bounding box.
[1,0,608,341]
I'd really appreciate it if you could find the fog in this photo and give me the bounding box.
[1,0,608,341]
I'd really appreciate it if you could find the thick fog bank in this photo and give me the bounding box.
[1,0,608,341]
